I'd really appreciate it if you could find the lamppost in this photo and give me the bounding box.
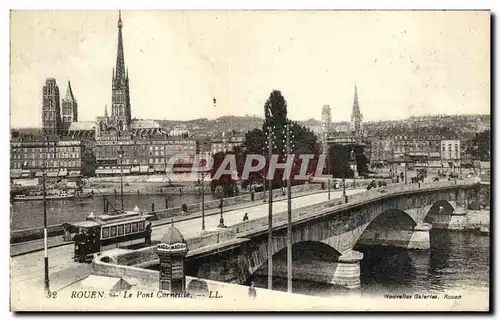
[197,144,209,231]
[350,148,356,188]
[217,194,226,228]
[118,147,124,212]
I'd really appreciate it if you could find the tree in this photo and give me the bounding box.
[81,150,96,177]
[210,152,238,198]
[467,130,491,161]
[242,90,320,187]
[211,90,321,191]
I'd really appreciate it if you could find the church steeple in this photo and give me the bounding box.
[111,10,132,126]
[350,83,363,139]
[115,10,126,81]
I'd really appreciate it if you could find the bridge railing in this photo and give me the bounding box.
[232,179,479,238]
[150,179,480,253]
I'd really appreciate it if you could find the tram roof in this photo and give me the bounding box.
[68,221,101,228]
[66,211,154,228]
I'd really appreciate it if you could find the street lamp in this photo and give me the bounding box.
[118,147,124,213]
[217,194,226,228]
[350,148,356,188]
[197,151,209,231]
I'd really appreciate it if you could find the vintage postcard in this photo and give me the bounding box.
[9,10,490,312]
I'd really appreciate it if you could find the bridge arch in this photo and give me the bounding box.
[422,199,456,225]
[352,208,417,249]
[243,240,341,284]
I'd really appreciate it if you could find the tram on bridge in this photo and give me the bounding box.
[62,210,154,263]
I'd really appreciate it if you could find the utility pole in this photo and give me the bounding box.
[118,147,124,212]
[42,135,50,294]
[267,125,273,290]
[286,123,292,293]
[197,142,206,231]
[201,171,205,230]
[404,152,408,184]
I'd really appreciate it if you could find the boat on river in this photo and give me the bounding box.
[12,190,92,202]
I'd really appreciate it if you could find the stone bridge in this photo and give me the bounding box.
[188,179,484,289]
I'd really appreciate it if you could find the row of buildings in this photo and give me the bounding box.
[320,84,463,168]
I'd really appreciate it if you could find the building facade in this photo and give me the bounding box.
[441,140,461,161]
[10,137,85,178]
[42,78,61,135]
[94,135,198,175]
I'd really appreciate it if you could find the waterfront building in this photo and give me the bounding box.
[10,136,86,179]
[210,132,245,154]
[94,134,198,176]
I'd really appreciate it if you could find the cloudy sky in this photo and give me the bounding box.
[10,10,490,128]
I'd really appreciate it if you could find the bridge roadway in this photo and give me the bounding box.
[10,188,365,291]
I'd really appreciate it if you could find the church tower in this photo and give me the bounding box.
[350,84,363,140]
[111,10,131,131]
[42,78,61,135]
[61,80,78,131]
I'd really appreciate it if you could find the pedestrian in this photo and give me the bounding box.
[248,281,256,299]
[243,213,249,221]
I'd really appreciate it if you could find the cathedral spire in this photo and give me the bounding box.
[350,83,363,138]
[351,83,362,122]
[115,10,125,81]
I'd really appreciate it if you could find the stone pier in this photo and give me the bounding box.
[330,250,363,289]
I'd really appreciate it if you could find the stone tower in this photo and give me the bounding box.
[61,80,78,131]
[157,225,188,293]
[350,84,363,141]
[111,10,131,131]
[42,78,61,135]
[321,105,331,155]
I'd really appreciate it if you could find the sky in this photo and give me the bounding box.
[10,10,490,128]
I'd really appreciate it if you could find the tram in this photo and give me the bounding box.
[62,209,154,263]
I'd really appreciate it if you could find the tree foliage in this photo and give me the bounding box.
[466,130,491,161]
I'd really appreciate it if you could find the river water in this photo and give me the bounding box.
[252,229,490,297]
[10,193,216,230]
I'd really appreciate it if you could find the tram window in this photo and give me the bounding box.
[102,227,109,238]
[124,224,131,234]
[110,226,117,237]
[138,221,145,231]
[117,225,124,236]
[131,222,138,233]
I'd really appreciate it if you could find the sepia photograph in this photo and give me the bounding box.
[8,9,491,312]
